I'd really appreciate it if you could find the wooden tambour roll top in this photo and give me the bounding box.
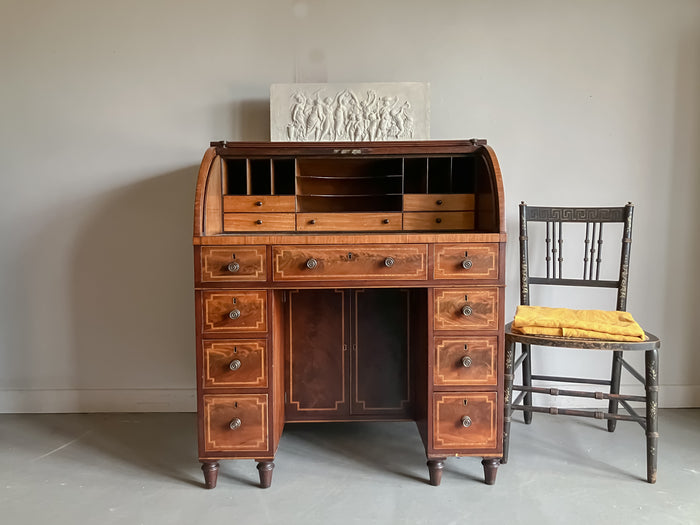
[193,140,506,489]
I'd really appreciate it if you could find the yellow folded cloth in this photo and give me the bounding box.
[511,306,646,342]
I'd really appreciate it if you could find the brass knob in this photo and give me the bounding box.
[255,219,263,225]
[383,218,390,224]
[309,219,316,225]
[384,257,395,267]
[461,416,472,428]
[461,258,473,270]
[227,261,240,273]
[461,305,472,317]
[229,309,241,320]
[436,199,443,205]
[306,258,318,269]
[255,201,263,206]
[461,356,472,368]
[229,418,242,430]
[435,218,442,224]
[229,359,242,371]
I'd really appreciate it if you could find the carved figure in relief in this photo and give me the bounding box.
[286,88,415,141]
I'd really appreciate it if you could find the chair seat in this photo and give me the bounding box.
[505,321,660,351]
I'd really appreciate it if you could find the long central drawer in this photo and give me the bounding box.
[272,244,428,281]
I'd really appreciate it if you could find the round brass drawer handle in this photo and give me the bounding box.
[384,257,395,268]
[461,416,472,428]
[229,359,242,371]
[462,258,473,270]
[461,305,472,317]
[229,418,242,430]
[229,309,241,320]
[435,217,442,224]
[461,356,472,368]
[306,258,318,270]
[436,199,443,205]
[255,219,263,225]
[227,262,240,273]
[255,201,263,207]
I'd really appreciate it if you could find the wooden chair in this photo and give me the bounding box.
[502,202,660,483]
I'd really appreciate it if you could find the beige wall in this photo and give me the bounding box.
[1,0,698,411]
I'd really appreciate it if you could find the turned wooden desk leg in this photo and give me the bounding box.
[427,458,446,486]
[481,458,499,485]
[201,461,219,489]
[257,461,275,488]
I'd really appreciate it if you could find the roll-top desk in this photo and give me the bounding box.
[193,140,506,488]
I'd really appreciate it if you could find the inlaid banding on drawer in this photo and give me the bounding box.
[434,243,499,280]
[200,246,266,282]
[433,392,498,450]
[434,336,498,386]
[203,394,269,452]
[203,340,267,388]
[202,290,267,333]
[434,288,499,331]
[272,245,428,281]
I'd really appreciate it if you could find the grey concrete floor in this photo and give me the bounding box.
[1,410,698,525]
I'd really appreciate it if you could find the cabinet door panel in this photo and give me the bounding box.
[286,290,349,420]
[351,289,412,417]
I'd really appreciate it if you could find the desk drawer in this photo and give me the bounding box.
[433,392,498,451]
[433,336,498,386]
[403,194,475,212]
[224,213,295,232]
[203,340,267,389]
[403,212,474,230]
[272,244,427,281]
[434,288,499,331]
[296,212,402,232]
[202,290,267,333]
[223,195,296,213]
[200,246,267,282]
[203,394,269,452]
[434,244,499,280]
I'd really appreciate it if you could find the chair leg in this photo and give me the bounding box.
[521,343,533,424]
[645,348,659,483]
[607,350,623,432]
[501,338,515,464]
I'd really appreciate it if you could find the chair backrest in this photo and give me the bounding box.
[519,202,634,312]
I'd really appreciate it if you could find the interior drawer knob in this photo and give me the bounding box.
[306,258,318,269]
[461,305,473,317]
[229,418,242,430]
[384,257,395,267]
[436,199,443,205]
[255,201,263,206]
[461,258,473,270]
[461,356,472,368]
[461,416,472,428]
[229,359,242,371]
[227,261,240,273]
[229,309,241,320]
[255,219,263,225]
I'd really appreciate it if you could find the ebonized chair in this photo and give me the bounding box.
[502,202,660,483]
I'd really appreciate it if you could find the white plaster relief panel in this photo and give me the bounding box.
[270,83,430,141]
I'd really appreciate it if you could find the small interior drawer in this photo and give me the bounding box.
[403,212,474,231]
[202,290,267,333]
[434,244,499,280]
[203,394,269,452]
[433,336,498,386]
[272,244,427,281]
[200,246,267,282]
[223,195,296,213]
[296,212,402,232]
[434,288,499,331]
[403,193,475,212]
[433,392,498,451]
[224,213,295,232]
[203,340,267,389]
